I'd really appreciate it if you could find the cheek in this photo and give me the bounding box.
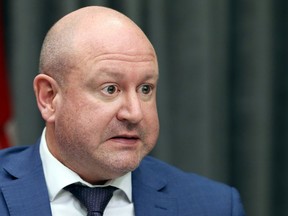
[59,96,118,134]
[145,101,159,122]
[54,100,111,152]
[144,104,159,139]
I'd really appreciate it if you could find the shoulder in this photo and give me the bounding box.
[140,156,228,189]
[0,144,40,180]
[0,146,30,164]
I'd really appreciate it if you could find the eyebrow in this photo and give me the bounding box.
[98,70,159,81]
[98,71,124,79]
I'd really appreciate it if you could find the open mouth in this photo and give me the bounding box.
[109,134,140,145]
[113,135,138,139]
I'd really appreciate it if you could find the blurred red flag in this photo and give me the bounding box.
[0,3,12,149]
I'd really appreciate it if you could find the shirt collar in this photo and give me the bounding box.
[39,128,132,202]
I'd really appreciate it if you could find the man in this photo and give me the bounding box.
[0,6,245,216]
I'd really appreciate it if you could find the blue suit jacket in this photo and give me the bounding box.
[0,142,246,216]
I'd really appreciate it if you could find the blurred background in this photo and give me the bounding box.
[1,0,288,215]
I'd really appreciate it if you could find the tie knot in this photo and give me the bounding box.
[65,184,117,216]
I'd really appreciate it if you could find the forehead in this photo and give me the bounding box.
[84,53,158,81]
[66,34,159,85]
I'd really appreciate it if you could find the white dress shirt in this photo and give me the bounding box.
[39,128,135,216]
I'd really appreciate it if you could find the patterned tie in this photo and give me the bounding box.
[65,184,117,216]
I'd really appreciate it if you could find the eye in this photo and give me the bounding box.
[102,84,119,95]
[139,84,153,95]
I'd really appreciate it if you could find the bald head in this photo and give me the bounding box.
[39,6,156,85]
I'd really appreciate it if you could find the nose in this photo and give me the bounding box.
[116,92,144,124]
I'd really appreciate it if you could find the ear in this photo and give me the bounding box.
[33,74,60,123]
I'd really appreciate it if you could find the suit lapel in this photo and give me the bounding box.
[132,159,178,216]
[0,143,52,216]
[132,157,210,216]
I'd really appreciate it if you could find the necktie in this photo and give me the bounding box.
[65,184,117,216]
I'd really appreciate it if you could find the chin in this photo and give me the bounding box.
[108,155,142,175]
